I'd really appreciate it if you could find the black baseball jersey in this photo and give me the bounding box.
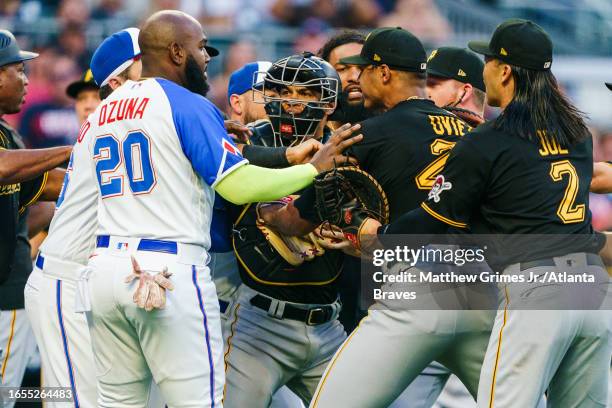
[422,121,599,266]
[347,98,472,221]
[0,119,47,308]
[231,121,343,304]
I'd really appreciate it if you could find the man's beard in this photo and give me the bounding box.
[185,55,210,97]
[329,90,370,123]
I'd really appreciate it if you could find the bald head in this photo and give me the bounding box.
[138,10,213,95]
[139,10,202,58]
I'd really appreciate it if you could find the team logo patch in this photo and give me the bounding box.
[222,139,239,155]
[428,175,452,203]
[427,50,438,62]
[280,123,294,134]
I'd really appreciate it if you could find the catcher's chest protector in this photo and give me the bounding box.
[232,122,343,286]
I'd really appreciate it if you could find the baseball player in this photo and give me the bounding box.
[82,11,359,407]
[23,28,144,408]
[222,52,348,408]
[67,69,101,125]
[0,29,70,407]
[389,46,488,408]
[257,28,493,408]
[318,30,368,132]
[426,47,486,127]
[350,19,611,408]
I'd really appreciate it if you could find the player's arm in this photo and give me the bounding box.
[0,146,71,185]
[256,186,318,236]
[27,201,55,238]
[240,138,322,168]
[216,125,360,205]
[18,168,65,213]
[590,161,612,194]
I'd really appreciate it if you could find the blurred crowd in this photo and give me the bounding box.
[1,0,610,229]
[1,0,451,38]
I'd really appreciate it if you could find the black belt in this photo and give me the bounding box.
[520,253,604,271]
[250,294,337,326]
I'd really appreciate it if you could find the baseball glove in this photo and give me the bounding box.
[255,196,327,266]
[313,166,389,248]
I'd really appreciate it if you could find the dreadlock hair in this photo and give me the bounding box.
[318,30,365,62]
[493,64,589,146]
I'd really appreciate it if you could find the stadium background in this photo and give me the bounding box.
[0,1,610,406]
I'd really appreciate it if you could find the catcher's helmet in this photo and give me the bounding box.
[254,52,340,146]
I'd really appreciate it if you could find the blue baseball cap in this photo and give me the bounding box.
[227,61,272,102]
[91,28,140,87]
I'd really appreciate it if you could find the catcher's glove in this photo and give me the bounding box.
[255,196,327,266]
[314,166,389,248]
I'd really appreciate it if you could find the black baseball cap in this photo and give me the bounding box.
[606,83,612,91]
[339,27,427,72]
[468,19,553,71]
[66,69,99,99]
[427,47,485,91]
[0,30,38,67]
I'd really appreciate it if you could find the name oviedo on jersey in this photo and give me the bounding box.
[98,97,150,125]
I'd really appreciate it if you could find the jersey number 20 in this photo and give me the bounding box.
[94,131,157,198]
[550,160,585,224]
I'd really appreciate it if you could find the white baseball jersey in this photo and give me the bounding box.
[39,120,98,266]
[87,78,247,248]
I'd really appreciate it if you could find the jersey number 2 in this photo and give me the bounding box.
[550,160,585,224]
[416,139,456,189]
[94,131,157,198]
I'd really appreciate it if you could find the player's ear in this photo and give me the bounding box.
[229,94,242,116]
[380,65,391,84]
[500,63,513,85]
[461,83,473,101]
[168,41,185,66]
[108,77,123,91]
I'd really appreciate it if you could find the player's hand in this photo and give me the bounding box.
[225,119,252,143]
[125,256,175,311]
[315,225,362,258]
[309,123,362,172]
[286,138,322,164]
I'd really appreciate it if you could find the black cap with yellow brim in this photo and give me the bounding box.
[66,69,99,99]
[426,47,485,92]
[468,19,553,71]
[339,27,427,72]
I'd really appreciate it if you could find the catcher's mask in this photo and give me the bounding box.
[253,52,340,146]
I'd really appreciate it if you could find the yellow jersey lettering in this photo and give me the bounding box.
[428,115,445,135]
[538,130,569,156]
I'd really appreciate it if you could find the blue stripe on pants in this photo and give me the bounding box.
[56,280,80,408]
[192,265,215,407]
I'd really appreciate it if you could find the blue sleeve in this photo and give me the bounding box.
[209,195,233,253]
[158,79,248,186]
